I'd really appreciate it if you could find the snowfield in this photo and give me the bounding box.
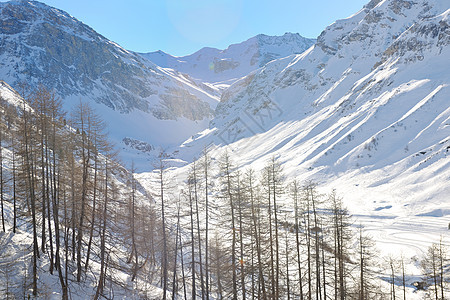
[137,0,450,296]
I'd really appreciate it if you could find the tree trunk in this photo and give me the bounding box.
[53,160,68,299]
[0,125,5,232]
[192,162,205,299]
[237,173,246,300]
[293,181,304,300]
[172,198,181,300]
[94,159,109,300]
[203,149,210,300]
[285,218,291,300]
[159,157,168,300]
[12,135,17,233]
[271,161,280,300]
[248,170,267,300]
[85,153,98,271]
[188,183,196,299]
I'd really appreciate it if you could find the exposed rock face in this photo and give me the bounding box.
[381,10,450,64]
[157,89,212,120]
[0,0,216,120]
[122,137,153,153]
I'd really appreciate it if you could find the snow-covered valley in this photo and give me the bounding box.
[0,0,449,298]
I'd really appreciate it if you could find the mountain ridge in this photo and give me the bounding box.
[140,32,316,84]
[0,0,218,117]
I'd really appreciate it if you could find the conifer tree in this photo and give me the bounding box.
[218,151,238,300]
[0,95,5,232]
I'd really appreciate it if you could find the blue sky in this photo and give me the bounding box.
[4,0,368,56]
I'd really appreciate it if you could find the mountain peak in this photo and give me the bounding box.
[254,32,304,40]
[1,0,68,18]
[183,0,449,207]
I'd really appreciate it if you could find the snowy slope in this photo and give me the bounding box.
[0,0,221,169]
[140,33,316,85]
[174,0,450,263]
[0,80,30,109]
[0,80,169,299]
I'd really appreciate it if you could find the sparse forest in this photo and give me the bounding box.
[0,86,448,299]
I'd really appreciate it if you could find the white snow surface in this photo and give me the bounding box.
[1,0,450,297]
[146,0,450,292]
[0,80,29,108]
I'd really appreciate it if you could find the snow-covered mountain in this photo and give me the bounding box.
[0,1,317,169]
[0,0,222,168]
[140,33,316,85]
[176,0,450,258]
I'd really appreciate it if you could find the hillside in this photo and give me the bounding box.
[175,0,450,259]
[0,1,317,170]
[0,80,172,298]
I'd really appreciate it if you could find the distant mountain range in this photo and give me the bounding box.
[140,33,315,84]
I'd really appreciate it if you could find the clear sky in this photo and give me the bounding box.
[2,0,368,56]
